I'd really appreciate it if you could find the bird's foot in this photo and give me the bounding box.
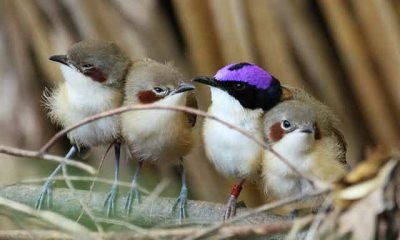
[104,184,119,217]
[223,195,237,220]
[124,186,140,216]
[172,187,188,222]
[35,180,54,210]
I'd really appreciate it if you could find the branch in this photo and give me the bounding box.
[0,145,96,174]
[38,104,316,185]
[0,221,295,240]
[0,185,288,228]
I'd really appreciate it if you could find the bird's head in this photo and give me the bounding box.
[192,62,282,111]
[126,59,194,106]
[49,40,131,89]
[264,100,321,153]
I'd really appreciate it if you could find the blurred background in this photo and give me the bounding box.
[0,0,399,220]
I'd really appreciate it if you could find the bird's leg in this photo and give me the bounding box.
[224,179,246,220]
[173,157,188,222]
[125,160,143,216]
[104,142,121,217]
[35,145,78,210]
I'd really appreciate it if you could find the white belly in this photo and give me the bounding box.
[48,66,122,147]
[203,105,263,178]
[121,93,193,162]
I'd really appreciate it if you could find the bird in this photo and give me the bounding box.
[121,59,196,220]
[262,98,348,216]
[41,40,131,216]
[192,62,283,219]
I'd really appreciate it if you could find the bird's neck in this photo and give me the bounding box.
[208,87,263,122]
[60,65,121,111]
[273,133,315,156]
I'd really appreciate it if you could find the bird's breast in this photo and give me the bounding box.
[121,108,193,162]
[202,106,263,178]
[48,82,122,147]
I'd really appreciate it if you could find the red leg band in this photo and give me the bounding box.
[230,183,243,198]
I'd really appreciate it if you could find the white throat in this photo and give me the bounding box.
[60,65,116,111]
[272,131,315,170]
[209,87,263,119]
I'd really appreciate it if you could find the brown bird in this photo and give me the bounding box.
[41,40,131,216]
[262,95,348,216]
[121,59,196,220]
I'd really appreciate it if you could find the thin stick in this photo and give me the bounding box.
[0,145,95,174]
[94,217,146,233]
[305,198,331,240]
[18,176,149,194]
[60,164,104,234]
[76,142,113,223]
[0,196,89,234]
[0,220,296,240]
[38,104,315,185]
[219,220,294,238]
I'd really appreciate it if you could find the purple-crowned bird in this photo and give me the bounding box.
[192,62,283,219]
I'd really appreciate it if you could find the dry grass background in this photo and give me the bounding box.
[0,0,399,229]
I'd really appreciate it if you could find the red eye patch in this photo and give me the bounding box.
[83,68,107,83]
[137,90,162,104]
[269,122,284,142]
[314,123,321,140]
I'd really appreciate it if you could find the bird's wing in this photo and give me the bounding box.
[185,91,198,127]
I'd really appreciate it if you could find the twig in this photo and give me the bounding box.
[61,163,104,234]
[0,221,295,240]
[18,176,149,194]
[187,187,331,240]
[0,196,89,235]
[38,104,315,185]
[0,145,95,174]
[94,217,146,233]
[76,142,113,223]
[305,198,331,240]
[218,220,293,239]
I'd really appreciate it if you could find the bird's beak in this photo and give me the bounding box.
[192,76,218,87]
[170,83,195,95]
[299,127,315,134]
[49,55,69,66]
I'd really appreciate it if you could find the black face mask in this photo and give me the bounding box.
[215,78,283,111]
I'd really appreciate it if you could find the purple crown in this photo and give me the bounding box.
[214,62,273,89]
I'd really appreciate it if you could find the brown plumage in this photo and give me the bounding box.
[38,40,131,214]
[121,58,196,219]
[122,59,195,162]
[44,40,131,147]
[262,89,349,216]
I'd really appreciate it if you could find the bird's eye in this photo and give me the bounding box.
[233,82,246,91]
[153,87,167,95]
[281,120,292,130]
[82,63,94,69]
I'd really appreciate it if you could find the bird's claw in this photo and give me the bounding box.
[104,185,119,217]
[125,186,140,216]
[172,189,188,222]
[223,195,237,220]
[35,181,54,210]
